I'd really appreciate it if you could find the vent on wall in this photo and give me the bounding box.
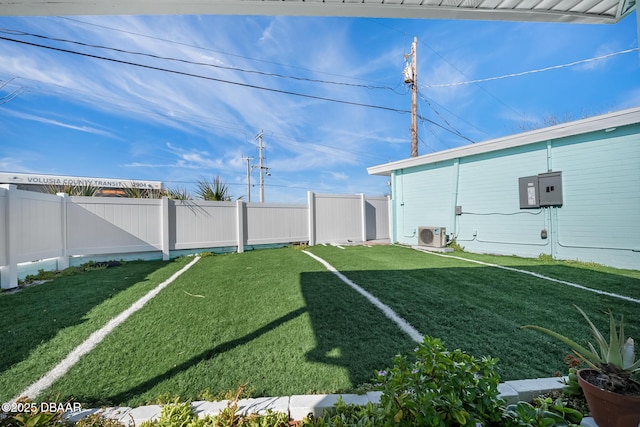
[418,226,447,248]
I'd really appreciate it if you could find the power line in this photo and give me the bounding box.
[0,72,388,163]
[0,35,411,115]
[371,20,523,120]
[418,91,475,144]
[56,16,392,87]
[422,47,640,88]
[421,95,491,138]
[0,28,399,91]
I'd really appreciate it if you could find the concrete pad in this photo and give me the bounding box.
[191,400,229,418]
[411,245,454,253]
[237,396,289,416]
[497,382,519,405]
[126,405,162,425]
[504,376,566,402]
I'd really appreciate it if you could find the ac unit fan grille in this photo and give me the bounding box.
[420,228,434,245]
[417,226,446,248]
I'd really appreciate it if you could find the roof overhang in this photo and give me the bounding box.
[367,106,640,176]
[0,0,636,24]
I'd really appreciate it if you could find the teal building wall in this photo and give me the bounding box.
[389,122,639,270]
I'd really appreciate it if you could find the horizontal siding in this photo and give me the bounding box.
[456,144,550,257]
[551,130,640,265]
[389,123,640,269]
[394,162,454,244]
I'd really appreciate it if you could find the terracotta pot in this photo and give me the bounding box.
[577,369,640,427]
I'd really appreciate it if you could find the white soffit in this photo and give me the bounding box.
[367,106,640,176]
[0,0,636,23]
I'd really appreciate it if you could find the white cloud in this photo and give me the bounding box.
[3,109,116,137]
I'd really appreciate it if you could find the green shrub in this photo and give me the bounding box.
[75,413,124,427]
[504,397,582,427]
[448,240,465,252]
[300,399,382,427]
[374,336,505,426]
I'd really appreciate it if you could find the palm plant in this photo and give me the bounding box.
[165,186,192,200]
[196,176,233,201]
[123,184,165,199]
[44,184,98,196]
[522,305,640,390]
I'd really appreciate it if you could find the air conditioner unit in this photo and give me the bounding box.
[418,226,447,248]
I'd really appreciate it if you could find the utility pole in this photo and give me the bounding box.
[242,156,253,202]
[404,36,418,158]
[255,131,267,203]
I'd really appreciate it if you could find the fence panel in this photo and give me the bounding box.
[67,197,162,255]
[246,203,308,245]
[315,194,363,244]
[366,196,389,240]
[0,188,6,266]
[11,190,64,263]
[171,200,237,250]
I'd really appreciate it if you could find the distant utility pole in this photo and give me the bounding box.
[255,131,270,203]
[242,156,253,202]
[404,36,418,157]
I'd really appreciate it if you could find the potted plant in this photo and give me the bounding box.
[522,305,640,427]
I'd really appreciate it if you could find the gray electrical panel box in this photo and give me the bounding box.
[519,175,539,209]
[538,171,563,207]
[519,171,563,209]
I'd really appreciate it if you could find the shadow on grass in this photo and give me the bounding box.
[301,265,639,381]
[102,269,417,405]
[0,261,171,376]
[300,271,418,390]
[106,307,308,404]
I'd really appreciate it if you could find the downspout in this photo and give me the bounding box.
[450,159,460,239]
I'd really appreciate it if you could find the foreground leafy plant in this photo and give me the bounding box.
[0,398,66,427]
[300,399,383,427]
[504,397,583,427]
[522,305,640,392]
[374,335,505,426]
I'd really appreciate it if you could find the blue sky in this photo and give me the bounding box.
[0,13,638,203]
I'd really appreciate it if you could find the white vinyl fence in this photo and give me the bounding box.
[0,185,389,289]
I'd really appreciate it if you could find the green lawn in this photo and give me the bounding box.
[2,248,417,407]
[1,245,638,407]
[0,259,193,404]
[306,245,640,381]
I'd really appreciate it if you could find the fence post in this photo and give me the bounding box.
[307,191,315,246]
[0,184,18,289]
[161,197,170,261]
[56,193,70,270]
[360,193,367,243]
[236,200,245,253]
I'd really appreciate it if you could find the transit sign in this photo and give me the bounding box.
[0,172,163,190]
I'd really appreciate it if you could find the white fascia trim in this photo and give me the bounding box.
[367,106,640,176]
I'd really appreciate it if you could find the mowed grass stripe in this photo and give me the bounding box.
[442,250,640,300]
[39,248,416,407]
[307,245,640,381]
[0,258,193,403]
